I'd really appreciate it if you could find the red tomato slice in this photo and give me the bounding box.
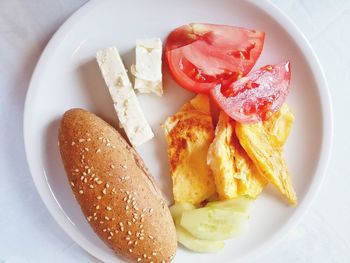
[165,23,265,93]
[211,62,291,123]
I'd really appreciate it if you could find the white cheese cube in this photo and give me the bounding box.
[96,47,154,146]
[131,38,163,96]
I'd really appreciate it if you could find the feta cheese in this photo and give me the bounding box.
[131,38,163,96]
[96,47,154,146]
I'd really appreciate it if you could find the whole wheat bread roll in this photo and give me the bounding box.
[58,108,177,262]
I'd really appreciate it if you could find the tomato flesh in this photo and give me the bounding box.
[211,62,291,123]
[165,23,265,93]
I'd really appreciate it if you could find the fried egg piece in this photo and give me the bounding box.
[207,111,267,200]
[163,94,216,205]
[263,104,294,148]
[235,115,297,206]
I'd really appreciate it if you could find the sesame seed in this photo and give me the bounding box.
[96,205,100,210]
[96,149,101,153]
[128,248,132,253]
[93,212,97,216]
[98,137,103,140]
[106,206,112,211]
[74,169,79,172]
[139,236,144,240]
[149,208,153,213]
[97,196,102,200]
[87,168,91,174]
[106,183,110,188]
[134,241,138,246]
[79,139,85,143]
[84,147,89,152]
[125,236,130,241]
[87,216,92,221]
[107,236,112,240]
[143,254,147,258]
[123,197,127,202]
[112,146,116,149]
[89,185,94,189]
[105,216,109,220]
[79,190,84,194]
[99,221,104,224]
[119,222,124,227]
[127,221,131,226]
[106,143,111,147]
[103,229,107,232]
[83,172,87,176]
[142,208,147,212]
[80,176,84,181]
[71,141,75,146]
[115,230,119,234]
[122,164,127,169]
[120,226,124,231]
[152,252,156,256]
[87,138,91,142]
[112,217,115,221]
[126,205,129,210]
[84,178,87,183]
[110,164,115,169]
[109,232,114,236]
[127,230,132,235]
[102,188,107,195]
[128,240,133,245]
[94,217,97,220]
[140,224,143,229]
[70,182,75,187]
[149,235,154,240]
[97,180,103,185]
[137,258,141,262]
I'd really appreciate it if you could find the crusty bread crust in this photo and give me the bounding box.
[58,108,177,262]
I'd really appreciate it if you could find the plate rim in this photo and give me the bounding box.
[23,0,333,262]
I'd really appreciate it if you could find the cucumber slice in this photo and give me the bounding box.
[207,197,251,212]
[177,225,225,253]
[170,202,196,225]
[181,207,248,240]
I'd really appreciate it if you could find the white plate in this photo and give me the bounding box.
[24,0,333,262]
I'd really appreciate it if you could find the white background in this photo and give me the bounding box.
[0,0,349,262]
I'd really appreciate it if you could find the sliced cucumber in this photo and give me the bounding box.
[207,197,252,212]
[180,207,248,240]
[177,225,225,253]
[170,202,196,225]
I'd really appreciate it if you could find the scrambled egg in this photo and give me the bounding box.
[263,104,295,148]
[235,105,297,206]
[163,94,216,205]
[207,111,267,200]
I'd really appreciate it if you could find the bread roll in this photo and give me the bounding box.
[58,108,177,262]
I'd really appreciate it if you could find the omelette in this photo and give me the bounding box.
[236,104,297,205]
[207,111,267,200]
[163,94,216,205]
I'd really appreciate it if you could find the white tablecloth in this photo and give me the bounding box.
[1,0,349,262]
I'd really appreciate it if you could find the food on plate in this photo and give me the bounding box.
[169,197,250,252]
[170,203,224,253]
[236,120,297,205]
[211,61,291,123]
[165,23,265,93]
[207,111,267,200]
[163,94,216,205]
[96,47,154,147]
[206,196,251,212]
[263,103,294,148]
[58,108,177,262]
[180,207,248,241]
[131,38,163,96]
